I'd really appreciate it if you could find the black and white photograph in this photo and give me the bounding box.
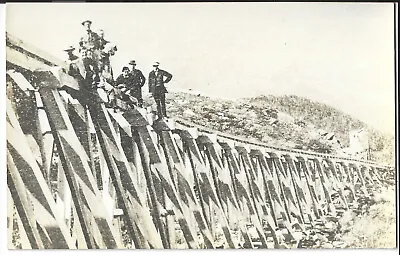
[2,2,398,250]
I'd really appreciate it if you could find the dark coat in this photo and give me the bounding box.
[82,57,100,89]
[98,38,109,50]
[79,30,100,49]
[148,69,173,95]
[67,58,84,83]
[115,73,132,88]
[131,69,146,88]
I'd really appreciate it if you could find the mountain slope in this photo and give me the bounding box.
[143,92,394,165]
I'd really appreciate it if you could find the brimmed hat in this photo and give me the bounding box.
[153,61,160,66]
[129,60,136,65]
[82,20,92,26]
[63,46,75,52]
[122,66,130,72]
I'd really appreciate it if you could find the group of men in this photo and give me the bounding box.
[114,61,172,117]
[64,19,173,119]
[64,20,116,104]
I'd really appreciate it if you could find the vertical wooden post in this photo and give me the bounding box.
[57,160,72,227]
[300,157,323,219]
[7,158,44,249]
[132,129,169,248]
[270,156,293,224]
[84,108,97,182]
[35,91,54,183]
[313,158,336,215]
[92,123,146,248]
[200,149,215,235]
[50,132,95,248]
[203,146,225,214]
[236,149,270,248]
[281,155,306,225]
[7,188,15,249]
[16,212,34,249]
[184,142,210,230]
[220,148,235,229]
[165,198,176,248]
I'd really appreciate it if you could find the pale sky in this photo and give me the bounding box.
[5,3,396,134]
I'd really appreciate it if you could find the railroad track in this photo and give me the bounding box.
[173,116,392,170]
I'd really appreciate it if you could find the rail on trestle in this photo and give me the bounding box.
[6,33,395,249]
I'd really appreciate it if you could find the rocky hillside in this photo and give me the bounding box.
[144,92,394,166]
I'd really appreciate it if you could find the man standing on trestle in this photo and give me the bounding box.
[148,62,173,118]
[81,47,101,107]
[64,46,83,82]
[79,20,100,51]
[128,60,146,107]
[113,67,138,110]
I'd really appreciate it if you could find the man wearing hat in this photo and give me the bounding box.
[64,46,79,61]
[79,20,100,51]
[97,29,110,51]
[98,29,117,85]
[148,62,173,118]
[62,46,86,103]
[115,66,132,88]
[65,46,100,107]
[113,66,138,109]
[128,60,146,107]
[64,46,84,83]
[82,48,100,94]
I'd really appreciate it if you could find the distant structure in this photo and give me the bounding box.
[349,128,370,159]
[340,129,370,159]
